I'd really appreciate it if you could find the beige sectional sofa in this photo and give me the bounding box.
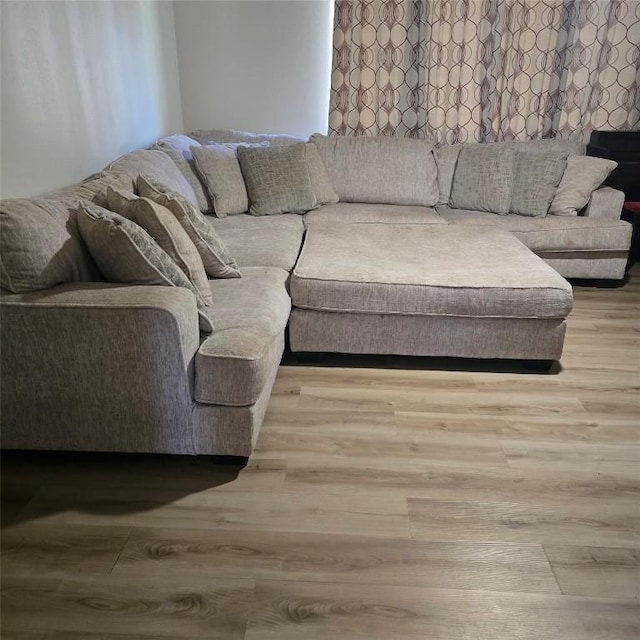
[0,130,632,457]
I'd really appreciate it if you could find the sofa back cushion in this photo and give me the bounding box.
[434,145,462,205]
[153,135,211,212]
[450,145,516,214]
[0,198,98,293]
[305,143,339,206]
[189,128,304,146]
[310,134,438,206]
[510,150,568,217]
[42,173,135,208]
[102,149,199,210]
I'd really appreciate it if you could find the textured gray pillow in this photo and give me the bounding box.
[450,145,516,214]
[305,143,339,205]
[310,134,438,206]
[191,143,267,217]
[106,186,213,305]
[510,151,568,217]
[137,175,241,279]
[0,198,98,293]
[237,143,317,215]
[102,149,200,211]
[77,202,214,333]
[153,135,211,212]
[548,155,618,216]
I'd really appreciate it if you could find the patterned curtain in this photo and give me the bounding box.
[330,0,640,143]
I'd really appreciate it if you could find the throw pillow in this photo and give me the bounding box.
[76,202,214,333]
[191,143,266,217]
[510,151,568,217]
[137,175,241,279]
[0,198,98,293]
[105,186,213,305]
[434,145,462,205]
[237,143,317,215]
[305,143,339,205]
[102,149,200,211]
[548,156,618,216]
[450,144,516,214]
[153,135,211,212]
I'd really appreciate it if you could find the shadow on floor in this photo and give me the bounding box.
[1,450,247,530]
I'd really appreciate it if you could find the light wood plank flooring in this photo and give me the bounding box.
[2,268,639,639]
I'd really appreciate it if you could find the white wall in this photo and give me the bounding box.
[1,0,184,198]
[173,0,333,138]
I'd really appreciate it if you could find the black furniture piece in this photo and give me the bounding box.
[586,130,640,200]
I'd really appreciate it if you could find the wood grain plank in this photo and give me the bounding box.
[15,486,410,538]
[408,498,640,547]
[281,458,640,507]
[1,524,131,578]
[256,428,508,468]
[298,386,590,418]
[395,410,640,443]
[544,545,640,600]
[502,439,640,474]
[1,575,252,639]
[245,580,640,640]
[113,527,559,595]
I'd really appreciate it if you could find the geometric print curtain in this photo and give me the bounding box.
[330,0,640,144]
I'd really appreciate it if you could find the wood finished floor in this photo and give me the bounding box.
[2,267,639,639]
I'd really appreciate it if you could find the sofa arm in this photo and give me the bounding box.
[0,283,201,453]
[583,186,625,220]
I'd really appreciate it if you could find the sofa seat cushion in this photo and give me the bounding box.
[436,206,632,252]
[195,267,290,406]
[291,222,572,320]
[207,214,305,271]
[304,203,445,225]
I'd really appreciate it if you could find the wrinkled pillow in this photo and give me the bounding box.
[0,198,98,293]
[76,202,214,333]
[102,149,200,211]
[510,151,568,217]
[106,186,213,305]
[137,175,241,279]
[548,156,618,216]
[450,144,516,214]
[237,143,317,215]
[153,135,211,212]
[191,143,269,218]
